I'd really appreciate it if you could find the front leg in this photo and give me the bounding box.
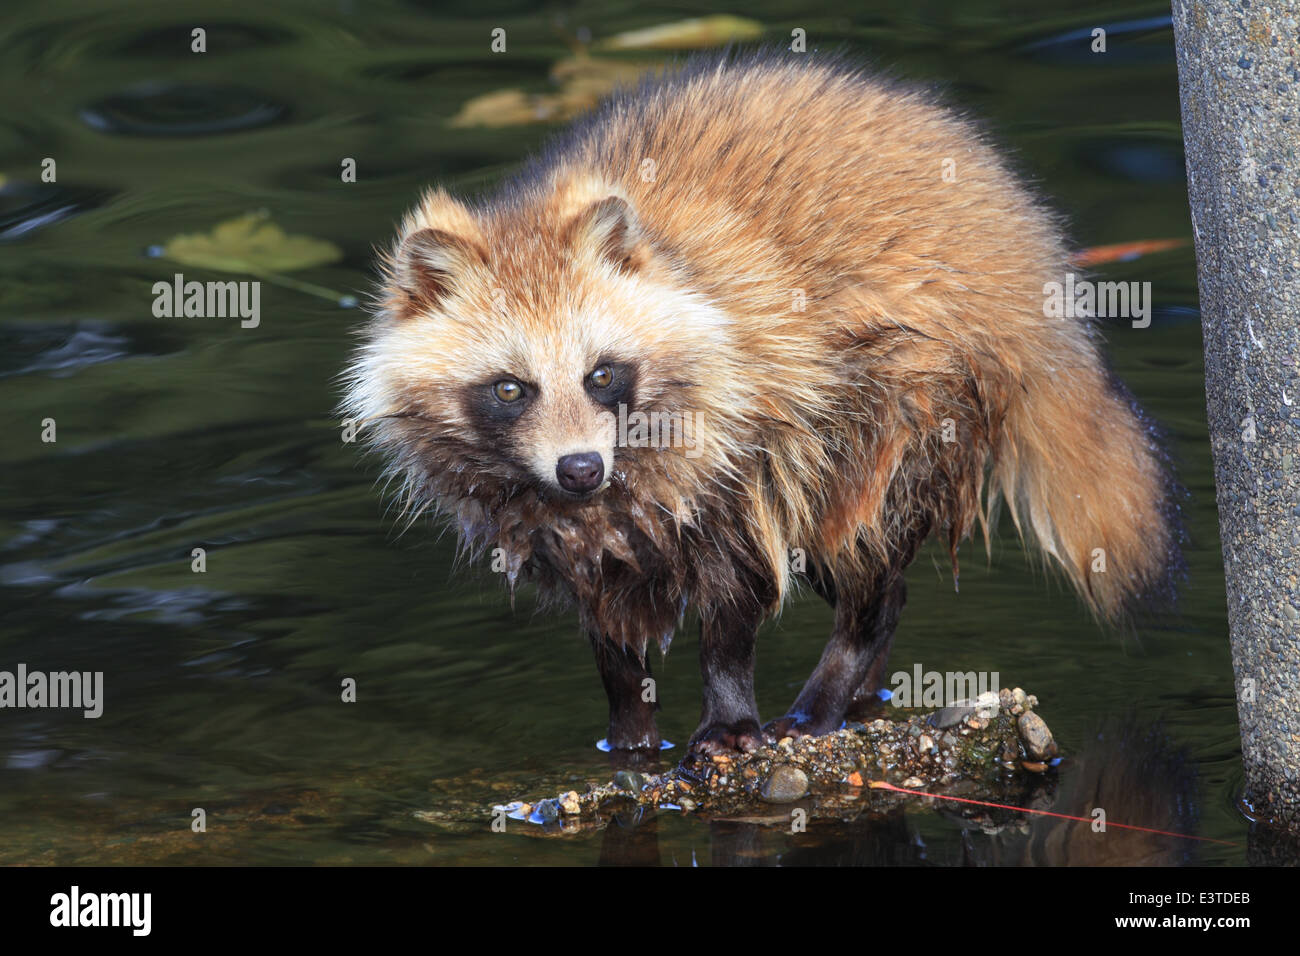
[688,600,766,756]
[591,635,661,752]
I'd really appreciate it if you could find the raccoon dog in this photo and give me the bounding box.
[344,53,1177,756]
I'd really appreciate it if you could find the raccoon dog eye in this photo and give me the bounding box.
[493,380,524,403]
[584,361,634,407]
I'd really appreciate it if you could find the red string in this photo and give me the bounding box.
[868,780,1241,847]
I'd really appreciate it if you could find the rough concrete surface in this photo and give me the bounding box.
[1173,1,1300,827]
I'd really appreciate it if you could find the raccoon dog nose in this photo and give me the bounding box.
[556,452,604,494]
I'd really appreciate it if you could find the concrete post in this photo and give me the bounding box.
[1172,1,1300,829]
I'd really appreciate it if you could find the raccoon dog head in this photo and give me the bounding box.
[344,173,735,516]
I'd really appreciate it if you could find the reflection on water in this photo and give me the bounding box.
[81,83,290,137]
[0,0,1254,864]
[0,183,115,240]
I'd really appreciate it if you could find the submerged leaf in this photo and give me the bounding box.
[449,56,658,128]
[548,54,655,90]
[448,88,585,128]
[1073,239,1186,267]
[162,211,342,274]
[594,15,763,51]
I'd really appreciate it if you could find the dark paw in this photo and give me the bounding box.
[603,734,663,754]
[688,720,764,757]
[846,685,890,721]
[762,715,805,742]
[762,713,838,742]
[604,716,662,755]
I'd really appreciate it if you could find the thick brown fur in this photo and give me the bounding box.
[343,51,1178,754]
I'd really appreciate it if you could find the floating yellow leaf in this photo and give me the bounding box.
[162,211,342,274]
[594,15,763,51]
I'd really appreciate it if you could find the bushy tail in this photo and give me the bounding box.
[990,348,1178,621]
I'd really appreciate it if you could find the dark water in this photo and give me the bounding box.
[0,0,1251,865]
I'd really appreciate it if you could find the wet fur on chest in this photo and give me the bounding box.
[455,473,766,652]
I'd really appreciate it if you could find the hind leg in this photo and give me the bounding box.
[763,566,907,740]
[845,649,895,720]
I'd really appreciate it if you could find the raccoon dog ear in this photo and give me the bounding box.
[391,227,487,309]
[567,196,650,273]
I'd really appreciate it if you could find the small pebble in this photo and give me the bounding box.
[1017,712,1058,761]
[613,770,645,792]
[929,705,975,728]
[761,765,809,803]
